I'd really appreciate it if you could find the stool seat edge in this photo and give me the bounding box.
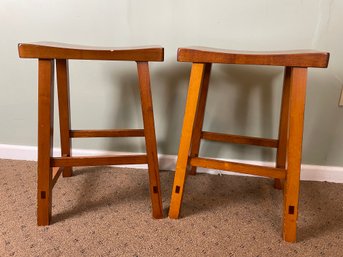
[18,42,164,62]
[177,47,329,68]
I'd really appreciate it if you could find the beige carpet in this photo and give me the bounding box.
[0,159,342,257]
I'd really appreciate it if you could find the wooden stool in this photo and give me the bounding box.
[18,42,164,225]
[168,47,329,242]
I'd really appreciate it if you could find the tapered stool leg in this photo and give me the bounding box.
[137,62,163,219]
[37,59,55,226]
[188,63,212,175]
[283,67,308,242]
[275,67,291,189]
[169,63,207,219]
[56,59,73,177]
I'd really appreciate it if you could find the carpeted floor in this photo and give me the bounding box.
[0,159,343,257]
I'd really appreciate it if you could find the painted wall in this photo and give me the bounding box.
[0,0,342,166]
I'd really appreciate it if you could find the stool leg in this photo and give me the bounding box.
[275,67,291,189]
[169,63,206,219]
[37,59,55,225]
[137,62,163,219]
[188,63,212,175]
[56,59,73,177]
[283,67,308,242]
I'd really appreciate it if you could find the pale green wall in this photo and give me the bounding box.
[0,0,342,166]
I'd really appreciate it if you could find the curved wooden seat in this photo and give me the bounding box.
[177,47,329,68]
[18,42,164,61]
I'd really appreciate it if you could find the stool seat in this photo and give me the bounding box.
[18,42,164,61]
[177,47,329,67]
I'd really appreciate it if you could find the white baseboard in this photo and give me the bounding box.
[1,144,343,183]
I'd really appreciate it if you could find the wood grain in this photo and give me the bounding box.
[189,63,212,175]
[37,59,54,226]
[275,67,291,189]
[70,129,145,138]
[190,157,286,179]
[51,155,148,167]
[56,59,73,177]
[18,42,164,61]
[202,131,278,148]
[137,62,163,219]
[169,63,206,219]
[177,47,329,68]
[283,67,308,242]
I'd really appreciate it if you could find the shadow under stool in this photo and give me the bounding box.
[168,47,329,242]
[18,42,164,225]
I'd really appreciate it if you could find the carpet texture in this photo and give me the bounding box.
[0,159,343,257]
